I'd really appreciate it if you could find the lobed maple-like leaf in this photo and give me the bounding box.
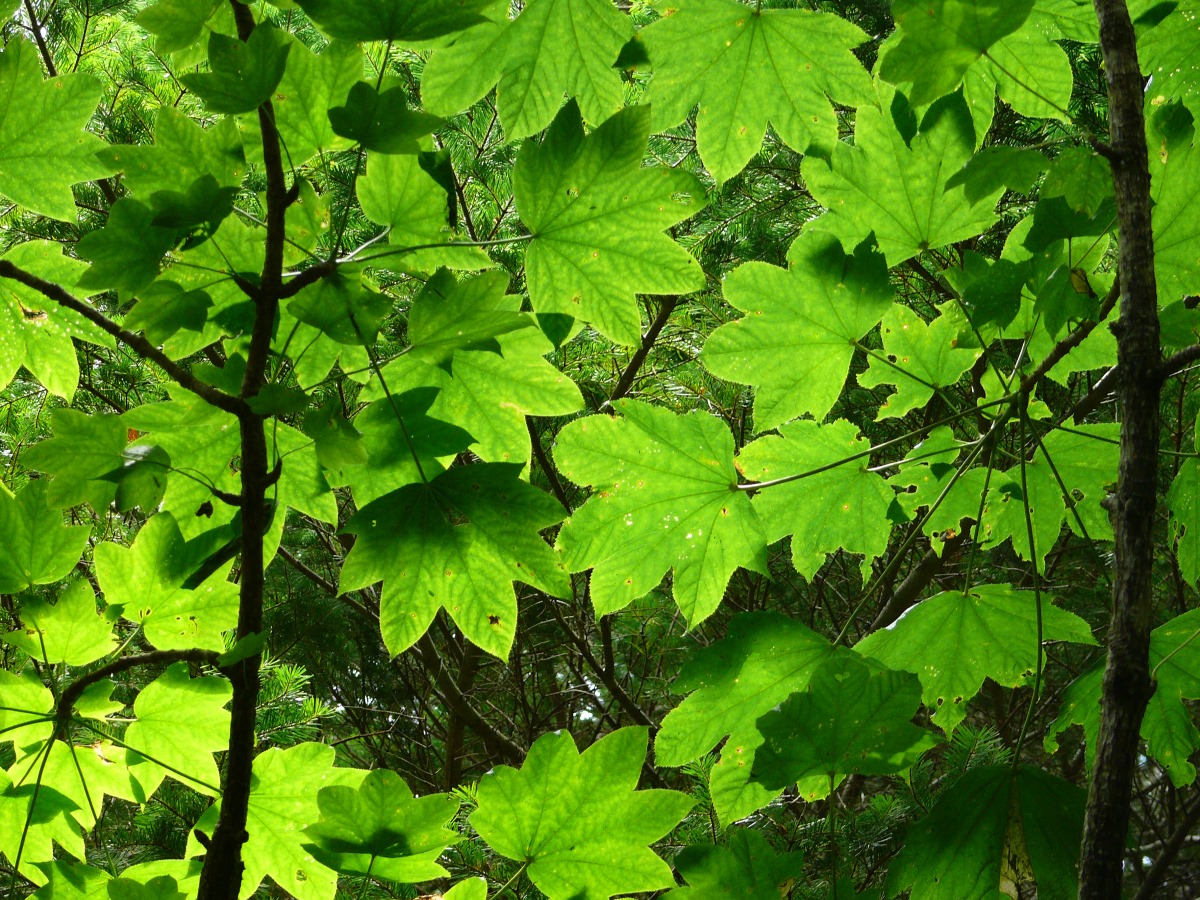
[555,399,767,626]
[655,612,835,823]
[640,0,872,184]
[23,409,127,510]
[5,580,116,667]
[94,512,240,652]
[738,420,896,580]
[422,0,631,140]
[181,25,290,115]
[302,769,459,881]
[643,0,868,183]
[340,464,569,658]
[855,584,1095,734]
[470,727,694,900]
[668,829,804,898]
[515,103,706,346]
[189,743,366,900]
[0,482,92,595]
[0,39,114,221]
[858,304,982,419]
[124,664,231,798]
[752,652,942,798]
[887,766,1084,900]
[0,241,115,399]
[880,0,1034,106]
[1048,608,1200,786]
[371,270,583,467]
[701,233,893,430]
[805,87,1000,266]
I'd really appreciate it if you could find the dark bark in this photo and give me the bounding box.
[1079,2,1162,897]
[196,4,288,898]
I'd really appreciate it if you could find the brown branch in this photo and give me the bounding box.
[527,417,572,512]
[607,297,678,405]
[1158,342,1200,382]
[276,544,376,622]
[1019,276,1120,395]
[413,636,527,765]
[1132,797,1200,900]
[0,260,249,417]
[57,648,219,722]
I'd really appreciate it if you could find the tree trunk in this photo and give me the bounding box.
[1079,2,1162,897]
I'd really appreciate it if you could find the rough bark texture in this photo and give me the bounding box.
[1079,1,1162,897]
[196,4,286,897]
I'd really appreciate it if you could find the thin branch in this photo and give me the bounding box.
[0,260,248,417]
[56,648,219,722]
[606,297,679,405]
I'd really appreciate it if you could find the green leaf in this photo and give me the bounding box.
[181,25,290,115]
[336,388,473,505]
[23,409,126,510]
[738,420,896,580]
[881,0,1034,106]
[269,39,362,166]
[444,880,487,900]
[982,424,1119,568]
[340,464,569,658]
[0,481,91,595]
[1042,148,1113,217]
[971,15,1074,121]
[125,282,214,345]
[124,663,231,798]
[640,0,871,183]
[328,82,441,154]
[404,269,528,368]
[0,668,56,752]
[0,774,84,881]
[1049,608,1200,786]
[99,110,245,199]
[374,270,583,466]
[30,861,111,900]
[94,512,239,651]
[806,88,1000,266]
[189,743,366,900]
[470,727,694,900]
[0,241,114,399]
[702,234,893,429]
[1169,458,1200,585]
[1150,120,1200,304]
[555,399,766,626]
[6,581,116,667]
[516,103,706,346]
[945,146,1048,205]
[887,766,1084,900]
[1138,0,1200,113]
[669,829,804,898]
[107,876,186,900]
[295,0,492,42]
[858,304,983,419]
[357,151,489,271]
[302,769,459,880]
[99,445,173,514]
[752,652,941,795]
[655,612,834,823]
[76,199,177,297]
[136,0,223,53]
[422,0,632,139]
[0,39,113,221]
[855,584,1095,733]
[288,267,392,344]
